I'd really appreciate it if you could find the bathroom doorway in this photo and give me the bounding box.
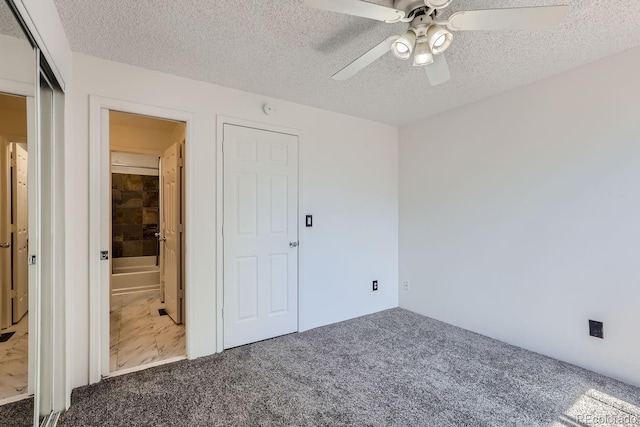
[108,111,186,373]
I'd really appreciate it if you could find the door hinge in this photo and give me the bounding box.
[222,307,224,318]
[28,255,36,265]
[10,290,17,298]
[179,158,184,167]
[178,224,184,233]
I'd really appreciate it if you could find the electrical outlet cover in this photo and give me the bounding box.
[589,320,603,339]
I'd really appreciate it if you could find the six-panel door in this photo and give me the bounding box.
[223,124,299,349]
[12,142,28,323]
[162,141,182,324]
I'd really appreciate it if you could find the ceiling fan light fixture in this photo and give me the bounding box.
[412,41,434,66]
[426,24,453,54]
[391,29,417,60]
[424,0,452,8]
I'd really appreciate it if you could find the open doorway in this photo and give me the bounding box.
[108,111,186,373]
[0,92,29,400]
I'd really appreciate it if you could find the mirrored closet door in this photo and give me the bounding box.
[0,0,38,425]
[0,0,65,425]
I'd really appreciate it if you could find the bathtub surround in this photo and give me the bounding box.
[111,257,160,295]
[111,151,161,177]
[111,173,159,258]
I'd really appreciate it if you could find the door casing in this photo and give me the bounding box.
[88,97,193,382]
[215,116,304,352]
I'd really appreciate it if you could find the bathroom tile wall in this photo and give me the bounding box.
[112,173,159,258]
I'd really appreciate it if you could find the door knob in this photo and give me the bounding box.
[289,241,298,248]
[155,232,166,242]
[0,242,10,248]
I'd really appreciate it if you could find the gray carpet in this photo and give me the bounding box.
[38,308,640,425]
[0,398,32,427]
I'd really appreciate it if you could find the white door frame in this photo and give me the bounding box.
[215,116,304,351]
[0,78,37,400]
[88,96,194,383]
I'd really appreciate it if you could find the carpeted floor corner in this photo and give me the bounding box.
[0,397,32,427]
[8,308,640,426]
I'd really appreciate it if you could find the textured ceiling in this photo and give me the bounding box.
[0,1,28,39]
[53,0,640,125]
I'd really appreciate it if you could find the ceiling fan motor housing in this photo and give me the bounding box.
[394,0,430,16]
[424,0,452,8]
[411,12,433,37]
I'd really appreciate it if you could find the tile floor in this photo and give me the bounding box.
[0,314,28,400]
[110,291,185,372]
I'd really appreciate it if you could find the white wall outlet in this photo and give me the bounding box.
[402,281,410,291]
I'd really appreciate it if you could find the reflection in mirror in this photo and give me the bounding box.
[0,0,37,426]
[0,0,35,85]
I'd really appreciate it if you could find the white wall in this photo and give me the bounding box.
[68,53,399,389]
[399,47,640,387]
[110,124,175,153]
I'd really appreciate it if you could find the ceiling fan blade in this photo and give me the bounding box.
[332,36,398,81]
[305,0,405,23]
[425,54,451,86]
[446,5,569,31]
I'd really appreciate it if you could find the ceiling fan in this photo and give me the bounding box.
[305,0,569,85]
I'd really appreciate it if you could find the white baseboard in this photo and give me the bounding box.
[0,392,32,406]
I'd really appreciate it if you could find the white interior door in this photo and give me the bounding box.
[158,157,164,303]
[223,124,299,349]
[161,142,182,324]
[0,136,10,329]
[12,142,28,322]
